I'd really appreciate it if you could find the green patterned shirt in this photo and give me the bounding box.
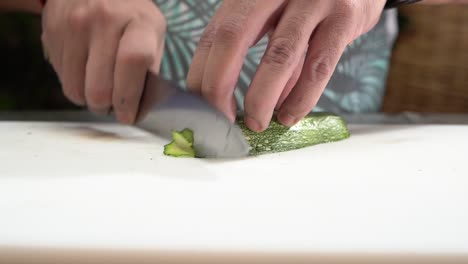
[154,0,398,113]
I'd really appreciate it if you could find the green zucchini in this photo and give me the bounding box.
[163,112,350,158]
[163,128,196,158]
[238,112,350,156]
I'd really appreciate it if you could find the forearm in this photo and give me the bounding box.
[0,0,42,14]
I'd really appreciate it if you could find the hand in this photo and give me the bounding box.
[41,0,166,124]
[187,0,386,131]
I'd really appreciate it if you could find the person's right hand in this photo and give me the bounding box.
[41,0,166,124]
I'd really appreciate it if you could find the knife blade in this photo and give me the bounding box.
[135,72,250,159]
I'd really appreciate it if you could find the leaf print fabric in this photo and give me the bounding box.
[154,0,398,113]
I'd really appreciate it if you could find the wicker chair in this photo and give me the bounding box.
[383,4,468,113]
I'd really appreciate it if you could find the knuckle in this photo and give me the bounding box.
[337,0,358,17]
[329,1,359,33]
[140,7,167,30]
[90,0,116,24]
[68,6,91,31]
[320,18,354,47]
[157,15,167,30]
[333,19,353,38]
[153,7,167,28]
[264,37,298,70]
[197,26,216,51]
[283,13,310,38]
[216,17,244,43]
[235,0,257,14]
[305,55,333,83]
[327,13,355,36]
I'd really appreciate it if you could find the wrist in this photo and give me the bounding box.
[385,0,423,8]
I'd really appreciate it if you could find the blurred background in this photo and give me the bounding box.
[383,4,468,113]
[0,4,467,113]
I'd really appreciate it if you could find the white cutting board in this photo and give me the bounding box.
[1,121,468,263]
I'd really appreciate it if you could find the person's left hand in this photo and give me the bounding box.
[187,0,386,132]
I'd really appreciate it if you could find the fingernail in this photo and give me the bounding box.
[227,114,236,123]
[229,100,237,123]
[69,97,86,107]
[245,116,263,132]
[117,111,135,125]
[278,112,297,127]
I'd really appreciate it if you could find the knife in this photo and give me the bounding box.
[135,72,250,159]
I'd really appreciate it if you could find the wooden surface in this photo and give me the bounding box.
[383,4,468,113]
[1,121,468,263]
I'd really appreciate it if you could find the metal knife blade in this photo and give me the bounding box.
[135,72,250,159]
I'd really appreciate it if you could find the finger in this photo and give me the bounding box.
[113,20,161,124]
[244,1,326,132]
[41,2,65,79]
[201,0,285,122]
[277,20,349,127]
[185,2,229,93]
[84,21,121,114]
[61,6,91,106]
[276,49,306,110]
[186,0,279,93]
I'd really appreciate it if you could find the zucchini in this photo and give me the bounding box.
[163,112,350,158]
[163,128,196,158]
[238,112,350,156]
